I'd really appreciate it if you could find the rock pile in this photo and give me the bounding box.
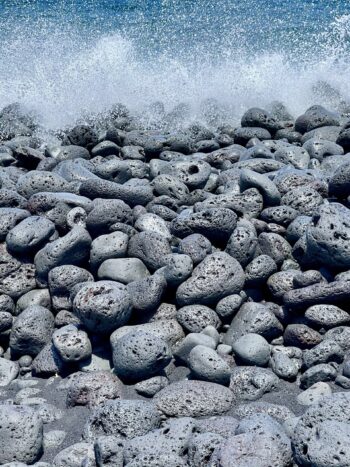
[0,102,349,465]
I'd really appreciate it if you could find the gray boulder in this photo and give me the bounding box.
[176,252,245,306]
[154,380,233,417]
[0,405,43,464]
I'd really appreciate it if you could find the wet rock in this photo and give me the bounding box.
[241,107,283,133]
[66,125,98,149]
[295,105,340,133]
[233,127,272,145]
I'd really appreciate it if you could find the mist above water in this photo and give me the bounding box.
[0,0,350,130]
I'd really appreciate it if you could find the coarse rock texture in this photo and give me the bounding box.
[0,102,350,465]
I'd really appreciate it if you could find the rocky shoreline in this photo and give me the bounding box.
[0,102,349,466]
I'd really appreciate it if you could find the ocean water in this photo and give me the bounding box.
[0,0,350,129]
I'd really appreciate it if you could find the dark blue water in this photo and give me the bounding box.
[0,0,349,128]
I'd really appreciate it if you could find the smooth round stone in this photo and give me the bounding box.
[15,289,51,316]
[188,345,231,385]
[34,227,92,286]
[297,382,332,406]
[112,330,171,382]
[97,258,150,284]
[6,216,56,254]
[90,231,128,271]
[232,333,271,366]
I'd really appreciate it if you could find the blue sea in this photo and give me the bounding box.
[0,0,349,128]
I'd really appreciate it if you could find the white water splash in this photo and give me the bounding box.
[0,4,350,130]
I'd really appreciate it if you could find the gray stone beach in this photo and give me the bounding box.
[0,101,349,466]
